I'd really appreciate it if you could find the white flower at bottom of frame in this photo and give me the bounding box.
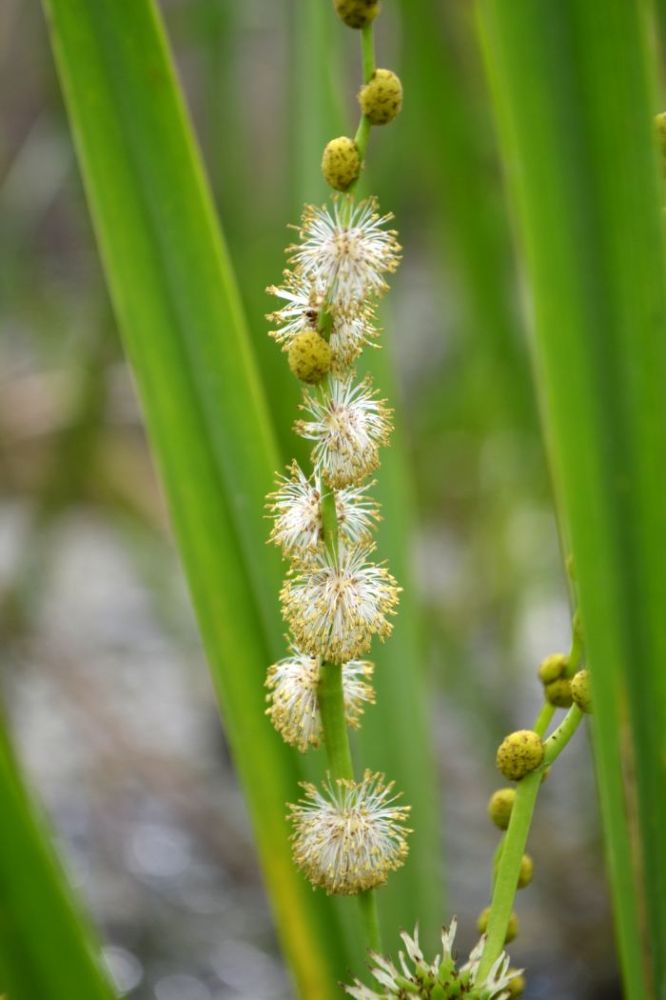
[266,462,381,556]
[280,543,400,663]
[265,649,374,752]
[294,375,393,489]
[345,918,521,999]
[266,272,379,370]
[288,770,411,895]
[287,197,401,313]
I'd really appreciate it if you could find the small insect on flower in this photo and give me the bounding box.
[288,197,401,313]
[265,648,374,752]
[267,271,379,370]
[345,918,522,999]
[294,375,393,489]
[288,770,411,894]
[280,543,400,663]
[267,462,381,557]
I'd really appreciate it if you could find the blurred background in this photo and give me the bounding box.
[1,1,619,997]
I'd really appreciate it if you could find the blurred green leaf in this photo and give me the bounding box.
[0,722,116,1000]
[478,2,666,995]
[40,0,355,992]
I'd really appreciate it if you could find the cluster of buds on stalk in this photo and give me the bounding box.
[263,0,411,903]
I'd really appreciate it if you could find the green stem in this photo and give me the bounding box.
[358,889,382,953]
[318,661,354,780]
[543,705,583,766]
[532,701,555,737]
[349,23,376,191]
[477,705,584,979]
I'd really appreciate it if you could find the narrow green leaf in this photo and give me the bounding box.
[477,2,666,995]
[0,721,115,999]
[41,0,352,992]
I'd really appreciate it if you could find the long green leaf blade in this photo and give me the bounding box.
[41,0,351,992]
[0,722,116,999]
[477,2,666,995]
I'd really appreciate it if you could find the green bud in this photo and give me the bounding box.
[538,652,568,684]
[507,971,526,997]
[288,330,332,384]
[571,669,592,713]
[517,853,533,889]
[496,730,544,781]
[358,68,403,126]
[545,677,573,708]
[321,136,361,191]
[487,787,516,830]
[334,0,380,29]
[477,906,519,944]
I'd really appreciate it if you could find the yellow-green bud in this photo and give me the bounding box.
[477,907,519,944]
[321,137,361,191]
[571,669,592,713]
[656,113,666,175]
[507,971,526,997]
[334,0,380,29]
[358,68,403,126]
[488,788,516,830]
[517,853,534,889]
[545,677,573,708]
[496,730,544,781]
[538,652,568,684]
[288,330,332,384]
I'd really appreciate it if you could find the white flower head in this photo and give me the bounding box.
[288,197,401,313]
[265,647,374,752]
[345,918,522,999]
[267,462,381,556]
[294,375,393,489]
[288,770,411,894]
[267,271,380,371]
[280,543,400,663]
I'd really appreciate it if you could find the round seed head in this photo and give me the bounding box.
[571,668,593,713]
[496,730,544,781]
[545,677,573,708]
[358,68,403,126]
[477,907,519,944]
[507,971,526,996]
[538,652,568,684]
[517,853,534,889]
[288,330,332,384]
[334,0,380,29]
[322,137,362,191]
[488,787,516,830]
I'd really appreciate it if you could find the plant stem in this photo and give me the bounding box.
[349,24,376,189]
[477,707,584,979]
[318,661,354,781]
[358,889,382,953]
[532,701,555,737]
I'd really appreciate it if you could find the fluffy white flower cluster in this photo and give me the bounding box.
[345,919,522,999]
[264,194,409,895]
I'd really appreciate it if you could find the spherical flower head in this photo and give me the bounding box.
[267,462,381,556]
[496,730,544,781]
[322,136,362,191]
[358,68,403,126]
[266,648,374,752]
[280,543,400,663]
[334,0,380,29]
[537,652,568,684]
[345,918,523,999]
[267,272,379,371]
[288,198,401,313]
[288,770,410,894]
[488,787,516,830]
[288,329,332,384]
[294,375,393,489]
[517,853,533,889]
[544,676,573,708]
[477,908,519,945]
[571,668,592,713]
